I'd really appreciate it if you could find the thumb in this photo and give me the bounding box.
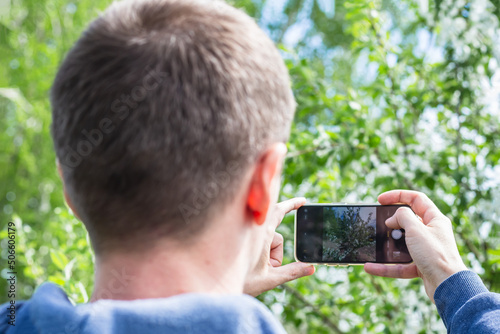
[272,262,315,286]
[386,207,421,232]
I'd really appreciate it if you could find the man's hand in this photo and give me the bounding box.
[244,197,315,297]
[364,190,468,303]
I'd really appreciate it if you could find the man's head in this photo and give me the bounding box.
[51,0,296,254]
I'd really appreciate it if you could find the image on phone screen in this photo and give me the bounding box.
[295,204,412,264]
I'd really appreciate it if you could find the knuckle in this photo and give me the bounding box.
[395,207,408,216]
[420,192,431,203]
[442,216,452,226]
[286,267,300,281]
[275,232,284,242]
[414,190,426,198]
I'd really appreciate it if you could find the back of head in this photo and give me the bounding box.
[51,0,295,253]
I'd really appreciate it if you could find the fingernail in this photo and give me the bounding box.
[306,265,315,275]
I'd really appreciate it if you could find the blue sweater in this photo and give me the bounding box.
[0,283,286,333]
[1,270,498,333]
[434,270,500,333]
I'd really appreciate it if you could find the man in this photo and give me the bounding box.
[3,1,315,332]
[1,0,498,333]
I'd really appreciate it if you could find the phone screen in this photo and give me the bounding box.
[295,204,412,264]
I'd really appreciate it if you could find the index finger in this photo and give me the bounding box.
[364,262,419,279]
[378,190,443,224]
[272,197,306,228]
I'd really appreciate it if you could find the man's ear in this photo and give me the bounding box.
[246,143,287,225]
[56,160,81,219]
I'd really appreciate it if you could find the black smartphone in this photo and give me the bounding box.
[295,204,412,265]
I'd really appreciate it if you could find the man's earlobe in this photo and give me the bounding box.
[246,143,287,225]
[247,180,268,225]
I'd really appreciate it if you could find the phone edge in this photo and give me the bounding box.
[294,203,413,266]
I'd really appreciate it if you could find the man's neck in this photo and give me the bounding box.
[90,221,251,302]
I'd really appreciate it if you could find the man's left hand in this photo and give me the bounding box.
[243,197,315,297]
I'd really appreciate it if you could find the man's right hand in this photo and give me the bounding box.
[364,190,468,303]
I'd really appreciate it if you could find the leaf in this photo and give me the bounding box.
[50,249,69,271]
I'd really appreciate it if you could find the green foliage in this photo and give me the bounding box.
[1,0,500,333]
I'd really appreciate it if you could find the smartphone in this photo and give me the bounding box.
[295,204,412,265]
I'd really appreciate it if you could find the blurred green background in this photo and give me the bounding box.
[1,0,500,333]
